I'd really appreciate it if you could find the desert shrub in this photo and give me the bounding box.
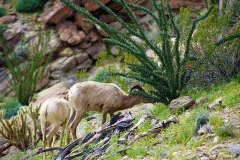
[0,7,7,17]
[216,123,235,137]
[15,0,45,13]
[1,98,21,119]
[190,4,240,86]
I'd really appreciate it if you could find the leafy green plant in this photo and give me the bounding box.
[60,0,215,104]
[0,7,7,17]
[209,113,223,130]
[15,0,46,13]
[1,28,53,105]
[1,98,21,119]
[216,123,235,137]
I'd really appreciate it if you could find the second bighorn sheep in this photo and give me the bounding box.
[40,97,70,149]
[66,81,154,143]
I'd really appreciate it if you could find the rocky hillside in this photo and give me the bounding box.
[0,0,207,105]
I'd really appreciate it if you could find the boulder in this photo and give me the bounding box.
[84,31,101,42]
[170,96,195,110]
[50,56,77,71]
[58,47,74,57]
[83,0,111,12]
[86,41,106,59]
[74,51,93,70]
[0,15,18,24]
[41,0,74,27]
[57,21,84,45]
[33,82,68,105]
[3,25,21,41]
[75,13,95,33]
[99,14,115,24]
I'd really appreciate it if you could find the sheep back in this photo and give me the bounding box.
[40,97,70,124]
[68,81,128,112]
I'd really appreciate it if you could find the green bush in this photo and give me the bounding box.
[15,0,45,13]
[216,123,235,137]
[190,5,240,86]
[1,98,21,119]
[0,7,7,17]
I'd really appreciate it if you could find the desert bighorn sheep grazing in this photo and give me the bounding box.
[40,97,70,149]
[66,81,154,143]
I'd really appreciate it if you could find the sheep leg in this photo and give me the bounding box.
[60,123,66,147]
[109,113,114,119]
[41,120,47,150]
[47,124,61,148]
[71,109,86,140]
[66,108,76,144]
[102,109,109,125]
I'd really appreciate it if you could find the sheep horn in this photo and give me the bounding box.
[130,85,145,92]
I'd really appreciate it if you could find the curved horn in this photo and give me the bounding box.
[130,85,145,92]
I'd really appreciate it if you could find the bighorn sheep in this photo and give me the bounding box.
[40,97,70,149]
[66,81,154,143]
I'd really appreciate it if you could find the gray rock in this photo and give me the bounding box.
[170,96,195,110]
[226,143,240,157]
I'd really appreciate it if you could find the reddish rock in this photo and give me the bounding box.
[79,41,92,49]
[33,82,68,105]
[57,21,84,45]
[75,13,94,33]
[0,15,18,24]
[83,0,111,12]
[41,0,74,26]
[32,13,38,22]
[58,47,74,57]
[84,31,101,42]
[86,41,106,59]
[51,56,77,71]
[99,14,115,24]
[3,25,21,41]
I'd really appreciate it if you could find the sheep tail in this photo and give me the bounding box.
[67,108,76,127]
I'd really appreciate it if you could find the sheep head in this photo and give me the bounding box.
[127,82,154,104]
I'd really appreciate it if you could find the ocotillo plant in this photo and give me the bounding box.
[60,0,214,104]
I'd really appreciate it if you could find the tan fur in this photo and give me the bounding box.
[40,97,70,149]
[66,81,153,144]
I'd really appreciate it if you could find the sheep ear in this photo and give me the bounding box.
[130,85,145,92]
